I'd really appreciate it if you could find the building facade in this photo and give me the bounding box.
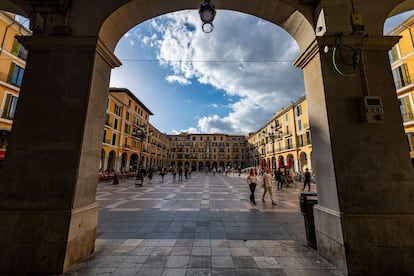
[169,133,246,171]
[147,123,171,170]
[101,87,169,172]
[388,15,414,166]
[247,96,312,175]
[0,12,29,169]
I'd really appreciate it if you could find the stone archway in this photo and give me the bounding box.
[130,153,138,171]
[107,150,116,171]
[299,151,308,172]
[120,152,127,172]
[0,1,413,275]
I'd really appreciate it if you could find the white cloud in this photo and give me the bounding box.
[171,127,199,134]
[139,10,304,133]
[165,75,192,85]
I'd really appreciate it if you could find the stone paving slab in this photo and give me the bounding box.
[64,173,343,276]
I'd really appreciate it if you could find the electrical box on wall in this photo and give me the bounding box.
[359,96,384,123]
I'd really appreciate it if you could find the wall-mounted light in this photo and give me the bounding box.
[199,0,216,33]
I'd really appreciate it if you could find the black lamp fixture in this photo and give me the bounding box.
[199,0,216,33]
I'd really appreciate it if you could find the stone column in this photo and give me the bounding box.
[295,35,414,275]
[0,35,121,274]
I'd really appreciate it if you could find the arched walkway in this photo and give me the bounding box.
[0,1,413,274]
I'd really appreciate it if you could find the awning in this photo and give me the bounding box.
[0,151,5,160]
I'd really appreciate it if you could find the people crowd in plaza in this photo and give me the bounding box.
[99,165,316,202]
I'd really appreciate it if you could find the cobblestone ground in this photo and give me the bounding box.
[64,172,343,276]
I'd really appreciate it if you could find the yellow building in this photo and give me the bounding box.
[388,15,414,166]
[168,133,246,171]
[147,123,171,170]
[247,96,312,175]
[0,12,30,169]
[101,88,155,172]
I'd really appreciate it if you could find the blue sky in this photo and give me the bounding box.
[13,10,414,135]
[110,9,414,135]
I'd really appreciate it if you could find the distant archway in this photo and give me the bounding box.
[107,150,116,171]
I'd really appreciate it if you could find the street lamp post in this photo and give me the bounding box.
[133,126,153,169]
[268,126,277,171]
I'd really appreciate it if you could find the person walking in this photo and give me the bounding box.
[178,166,183,182]
[303,168,311,191]
[148,166,154,184]
[135,165,146,186]
[184,166,188,181]
[188,167,192,179]
[160,167,167,182]
[172,166,177,182]
[275,168,283,190]
[262,168,276,205]
[247,169,258,205]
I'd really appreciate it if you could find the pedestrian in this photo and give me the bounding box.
[160,167,167,182]
[247,169,258,205]
[173,165,177,182]
[148,166,154,183]
[262,168,276,205]
[112,172,119,185]
[184,166,188,181]
[303,168,311,191]
[275,168,283,190]
[188,167,192,179]
[178,166,183,181]
[135,165,146,186]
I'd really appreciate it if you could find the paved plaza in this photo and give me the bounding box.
[64,172,343,276]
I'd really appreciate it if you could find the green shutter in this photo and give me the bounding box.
[7,63,16,83]
[2,94,11,118]
[11,39,20,56]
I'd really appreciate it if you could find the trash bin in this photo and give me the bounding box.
[299,192,318,249]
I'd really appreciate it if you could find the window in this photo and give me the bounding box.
[296,105,302,116]
[114,118,118,130]
[392,63,411,90]
[124,124,130,134]
[8,63,24,87]
[126,112,130,121]
[11,39,28,60]
[399,96,414,122]
[114,104,121,116]
[1,94,18,119]
[103,130,107,143]
[286,138,292,149]
[112,133,116,146]
[298,119,302,132]
[285,113,288,121]
[388,47,399,64]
